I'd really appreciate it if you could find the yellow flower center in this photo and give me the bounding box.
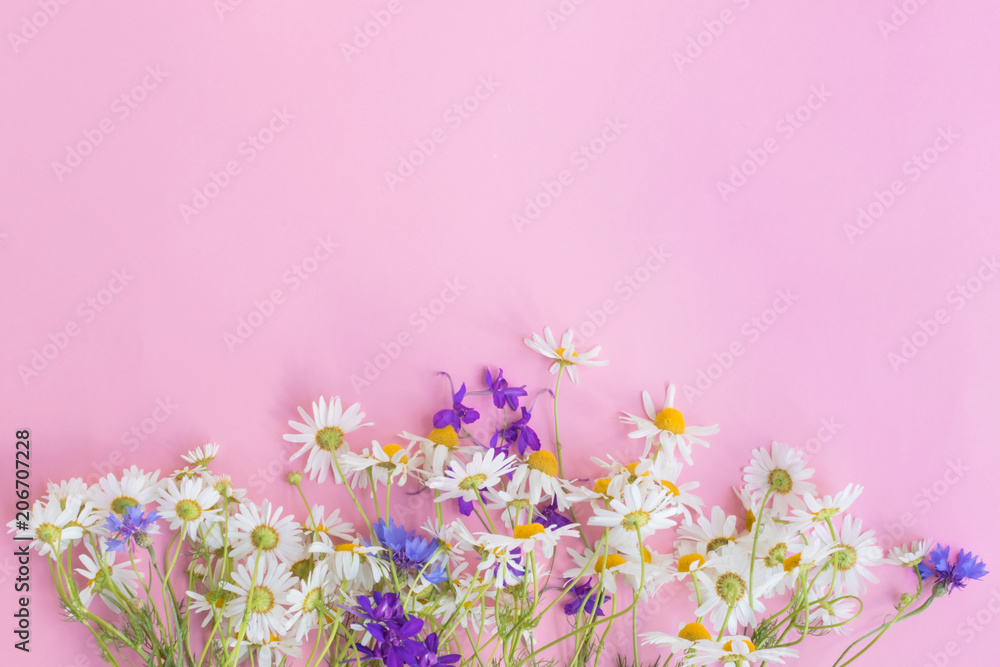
[653,408,685,434]
[110,496,139,515]
[554,347,578,362]
[527,450,559,477]
[315,426,345,452]
[641,547,652,564]
[621,510,650,532]
[335,543,360,553]
[745,509,756,532]
[175,499,202,522]
[458,473,488,490]
[593,478,611,496]
[594,554,626,573]
[250,525,280,551]
[723,639,756,652]
[427,426,459,449]
[767,468,793,494]
[513,524,545,540]
[706,536,733,552]
[624,462,648,480]
[678,553,706,573]
[246,585,275,614]
[380,443,408,465]
[783,553,802,573]
[661,480,681,496]
[677,621,711,642]
[36,523,61,545]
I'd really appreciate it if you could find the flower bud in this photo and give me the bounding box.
[287,471,303,486]
[134,531,153,550]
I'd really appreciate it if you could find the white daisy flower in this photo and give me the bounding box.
[483,476,535,528]
[401,427,478,477]
[45,477,89,508]
[90,465,162,517]
[187,586,233,627]
[677,505,740,555]
[812,514,883,596]
[341,440,419,489]
[230,501,302,567]
[809,596,859,635]
[427,449,518,504]
[509,450,579,510]
[887,540,931,568]
[23,496,93,559]
[75,538,141,611]
[284,561,334,641]
[642,621,714,654]
[312,541,388,592]
[785,484,864,535]
[283,396,372,483]
[741,521,805,597]
[620,385,719,463]
[227,633,301,667]
[694,545,782,634]
[742,441,816,516]
[692,637,799,664]
[156,477,222,540]
[646,452,704,522]
[523,326,608,385]
[181,443,220,468]
[300,505,354,548]
[563,546,631,596]
[617,543,676,598]
[222,560,295,644]
[478,522,578,560]
[589,483,679,549]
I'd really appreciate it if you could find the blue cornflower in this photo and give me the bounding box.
[919,544,988,594]
[353,592,425,667]
[534,502,573,529]
[373,518,448,584]
[490,407,541,456]
[485,367,527,410]
[104,506,160,553]
[563,578,609,617]
[413,632,460,666]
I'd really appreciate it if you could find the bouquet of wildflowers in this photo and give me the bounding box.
[16,327,987,666]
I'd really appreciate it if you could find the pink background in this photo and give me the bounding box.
[3,1,1000,665]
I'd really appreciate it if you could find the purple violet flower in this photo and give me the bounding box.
[485,367,527,410]
[433,381,480,433]
[104,506,160,553]
[919,544,988,594]
[490,407,541,456]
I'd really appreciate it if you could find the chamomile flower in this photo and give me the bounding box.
[589,483,679,548]
[300,505,354,548]
[677,505,740,555]
[341,440,419,488]
[564,547,631,596]
[181,443,220,468]
[229,501,303,567]
[24,496,92,558]
[809,596,859,635]
[75,538,141,611]
[692,637,799,664]
[742,441,816,516]
[620,385,719,463]
[156,477,222,540]
[888,540,931,568]
[617,544,676,597]
[694,545,781,634]
[742,521,805,597]
[479,522,578,560]
[786,484,864,535]
[284,561,333,641]
[187,587,234,627]
[642,621,714,655]
[284,396,372,483]
[510,450,579,510]
[314,541,388,592]
[421,519,466,569]
[90,465,162,517]
[401,427,478,477]
[223,560,295,644]
[523,327,608,385]
[482,476,534,527]
[813,514,883,596]
[427,449,517,504]
[45,477,89,508]
[228,633,301,667]
[646,453,704,522]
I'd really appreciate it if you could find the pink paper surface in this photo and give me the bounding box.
[3,1,1000,665]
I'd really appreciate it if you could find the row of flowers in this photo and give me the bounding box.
[16,328,986,666]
